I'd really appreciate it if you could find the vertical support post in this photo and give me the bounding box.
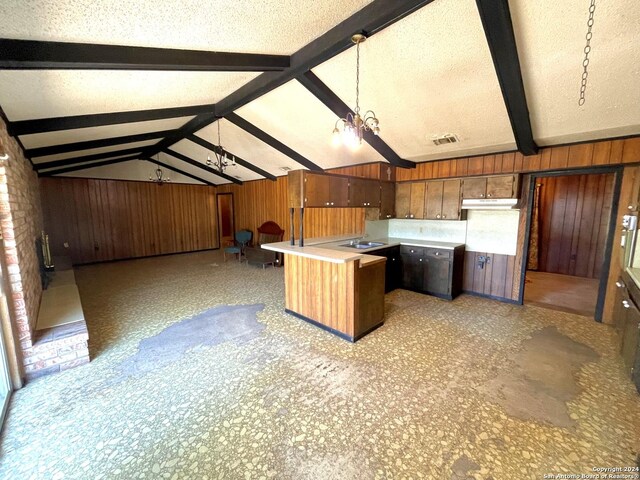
[299,207,304,247]
[290,207,295,245]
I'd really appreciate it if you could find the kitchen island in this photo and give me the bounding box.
[263,235,464,341]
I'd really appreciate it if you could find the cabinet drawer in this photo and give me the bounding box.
[400,245,426,256]
[426,248,451,259]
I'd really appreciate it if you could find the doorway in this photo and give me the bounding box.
[523,170,619,319]
[216,193,235,249]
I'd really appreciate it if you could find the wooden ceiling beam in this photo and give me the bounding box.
[33,147,145,170]
[38,155,139,176]
[186,134,277,181]
[9,104,216,136]
[475,0,538,155]
[141,158,218,186]
[26,130,173,158]
[0,38,290,72]
[163,148,243,185]
[296,72,415,169]
[225,112,323,171]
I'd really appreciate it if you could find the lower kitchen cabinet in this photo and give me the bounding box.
[399,245,464,300]
[376,246,401,293]
[614,275,640,393]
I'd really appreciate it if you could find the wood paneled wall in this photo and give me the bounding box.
[396,138,640,182]
[537,173,614,279]
[463,251,518,301]
[217,176,366,241]
[40,178,217,264]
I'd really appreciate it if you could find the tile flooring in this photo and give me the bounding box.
[0,251,638,479]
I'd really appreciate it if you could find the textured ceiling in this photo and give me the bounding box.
[195,120,306,177]
[511,0,640,145]
[0,0,372,54]
[313,0,516,162]
[0,70,257,120]
[55,159,205,185]
[170,139,262,183]
[30,140,156,164]
[235,80,387,169]
[19,116,194,149]
[0,0,638,184]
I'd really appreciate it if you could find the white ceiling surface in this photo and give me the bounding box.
[511,0,640,146]
[55,160,204,185]
[0,0,372,54]
[30,139,157,164]
[0,70,258,121]
[312,0,516,163]
[20,116,194,149]
[235,80,388,169]
[38,154,145,173]
[194,119,307,177]
[170,139,261,182]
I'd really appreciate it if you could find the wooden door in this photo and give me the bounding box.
[441,179,461,220]
[425,181,443,220]
[395,183,411,218]
[424,257,451,296]
[349,178,379,207]
[329,176,350,207]
[409,182,426,219]
[380,182,395,219]
[401,254,424,291]
[487,175,515,198]
[217,193,234,248]
[304,174,332,207]
[462,177,487,199]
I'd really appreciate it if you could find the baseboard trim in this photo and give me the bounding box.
[284,309,384,343]
[462,290,521,305]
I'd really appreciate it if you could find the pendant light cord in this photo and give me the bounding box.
[355,40,360,115]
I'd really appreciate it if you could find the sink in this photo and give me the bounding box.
[340,241,386,250]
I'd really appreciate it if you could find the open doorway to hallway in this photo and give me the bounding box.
[216,193,235,249]
[524,172,616,318]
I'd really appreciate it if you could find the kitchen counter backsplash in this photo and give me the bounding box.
[365,209,519,256]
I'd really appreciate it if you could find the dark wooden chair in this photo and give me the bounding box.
[244,221,285,269]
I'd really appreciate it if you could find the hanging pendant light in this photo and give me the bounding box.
[206,121,236,173]
[332,34,380,150]
[149,154,170,185]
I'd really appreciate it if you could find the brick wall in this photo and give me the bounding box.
[0,117,43,362]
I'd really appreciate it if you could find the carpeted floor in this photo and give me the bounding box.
[524,271,599,317]
[0,250,638,479]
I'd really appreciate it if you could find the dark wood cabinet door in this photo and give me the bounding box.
[486,175,515,198]
[462,177,487,199]
[330,176,350,207]
[425,181,443,219]
[410,182,426,219]
[380,247,401,293]
[380,182,395,219]
[304,174,332,207]
[349,178,379,207]
[441,179,461,220]
[621,300,640,376]
[424,257,452,296]
[401,254,424,291]
[396,183,411,218]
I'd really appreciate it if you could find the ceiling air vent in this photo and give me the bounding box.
[432,134,459,146]
[280,166,292,172]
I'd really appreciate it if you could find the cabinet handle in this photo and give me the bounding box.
[325,202,330,206]
[386,214,392,218]
[410,214,414,218]
[436,214,441,219]
[628,205,635,210]
[616,281,625,288]
[405,214,409,218]
[480,194,485,198]
[487,193,492,197]
[623,300,630,308]
[419,258,423,262]
[435,252,440,256]
[442,214,446,219]
[331,202,334,206]
[410,250,415,253]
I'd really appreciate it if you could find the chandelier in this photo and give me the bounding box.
[332,33,380,149]
[149,155,170,185]
[206,121,236,173]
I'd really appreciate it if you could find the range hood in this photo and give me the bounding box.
[461,198,519,210]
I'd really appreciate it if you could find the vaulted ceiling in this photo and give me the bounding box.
[0,0,638,185]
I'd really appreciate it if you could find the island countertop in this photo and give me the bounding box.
[262,234,465,265]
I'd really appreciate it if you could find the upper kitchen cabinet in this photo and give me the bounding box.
[425,179,463,220]
[396,182,426,219]
[349,178,381,207]
[288,171,349,208]
[462,174,519,199]
[379,181,396,220]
